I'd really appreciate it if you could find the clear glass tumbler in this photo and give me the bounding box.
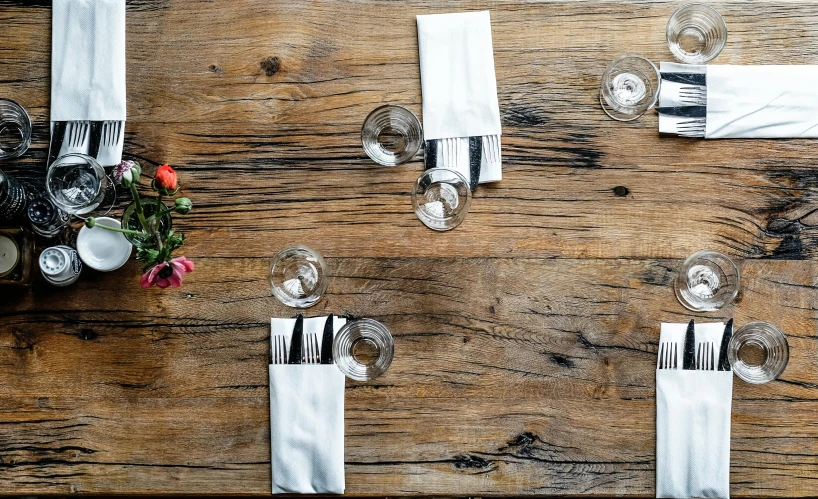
[46,154,109,215]
[361,105,423,166]
[0,99,32,160]
[667,3,727,64]
[674,250,740,312]
[333,318,394,381]
[412,168,471,231]
[728,321,789,384]
[269,245,328,308]
[600,55,661,121]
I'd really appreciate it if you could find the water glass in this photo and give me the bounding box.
[361,105,423,166]
[269,245,328,308]
[412,168,471,231]
[667,3,727,64]
[674,250,740,312]
[46,154,109,215]
[600,55,661,121]
[333,318,394,381]
[0,99,32,160]
[728,322,789,384]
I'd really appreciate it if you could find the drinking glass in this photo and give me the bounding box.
[269,245,328,308]
[333,318,394,381]
[600,55,661,121]
[46,154,109,215]
[674,250,740,312]
[728,321,789,384]
[0,99,32,160]
[361,105,423,166]
[667,3,727,64]
[412,168,471,231]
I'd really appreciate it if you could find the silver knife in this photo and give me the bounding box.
[320,314,334,364]
[656,106,707,118]
[683,319,696,370]
[287,313,303,364]
[717,318,733,371]
[661,72,706,86]
[424,140,437,171]
[468,136,481,192]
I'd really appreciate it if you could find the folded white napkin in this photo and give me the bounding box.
[659,62,818,138]
[269,316,347,494]
[51,0,126,163]
[656,322,732,499]
[417,11,502,184]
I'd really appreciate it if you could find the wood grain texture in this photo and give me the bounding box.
[2,0,818,496]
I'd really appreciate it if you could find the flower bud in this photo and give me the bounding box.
[174,197,192,214]
[154,164,178,193]
[85,217,96,228]
[113,160,141,188]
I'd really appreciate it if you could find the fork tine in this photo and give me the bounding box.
[657,343,664,369]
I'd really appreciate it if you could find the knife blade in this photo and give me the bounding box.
[87,121,103,160]
[656,106,707,118]
[287,313,303,364]
[661,72,706,87]
[320,314,334,364]
[468,136,481,192]
[717,318,733,371]
[47,121,67,167]
[424,140,437,171]
[683,319,696,370]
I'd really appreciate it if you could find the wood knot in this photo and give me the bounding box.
[79,329,98,341]
[452,454,493,470]
[613,186,629,197]
[260,56,280,76]
[207,64,223,74]
[550,354,575,368]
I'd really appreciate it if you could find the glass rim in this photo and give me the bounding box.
[729,321,789,384]
[269,245,327,309]
[675,249,740,311]
[599,55,661,120]
[333,318,394,381]
[45,153,107,212]
[361,104,423,166]
[666,3,727,63]
[0,98,32,159]
[412,168,471,221]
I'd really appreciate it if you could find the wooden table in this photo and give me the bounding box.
[2,0,818,496]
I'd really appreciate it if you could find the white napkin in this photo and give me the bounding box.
[658,62,706,135]
[51,0,126,163]
[417,11,502,184]
[659,62,818,138]
[269,316,347,494]
[656,322,732,499]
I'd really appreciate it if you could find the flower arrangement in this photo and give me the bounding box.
[85,161,194,288]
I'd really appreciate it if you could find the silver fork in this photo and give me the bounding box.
[697,342,716,370]
[483,134,501,164]
[64,121,89,155]
[102,121,122,148]
[302,333,321,364]
[657,342,678,369]
[677,118,706,138]
[272,335,287,365]
[679,86,707,106]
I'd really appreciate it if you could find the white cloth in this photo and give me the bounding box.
[656,322,732,499]
[658,62,706,135]
[659,62,818,138]
[417,11,502,184]
[269,316,347,494]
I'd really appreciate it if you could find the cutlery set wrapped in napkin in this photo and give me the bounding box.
[656,320,734,499]
[658,61,818,139]
[269,314,347,494]
[417,11,502,190]
[50,0,126,166]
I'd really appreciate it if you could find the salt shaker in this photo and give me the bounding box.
[39,245,82,287]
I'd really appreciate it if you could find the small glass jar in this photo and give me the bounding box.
[121,197,172,248]
[0,169,29,223]
[27,195,70,239]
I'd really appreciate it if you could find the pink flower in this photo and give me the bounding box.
[141,256,195,289]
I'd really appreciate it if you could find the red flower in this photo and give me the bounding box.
[141,256,195,288]
[154,164,178,191]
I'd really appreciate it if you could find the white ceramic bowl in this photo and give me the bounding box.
[77,217,132,272]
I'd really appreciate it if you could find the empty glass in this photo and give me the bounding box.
[0,99,31,160]
[361,105,423,166]
[269,245,328,308]
[412,168,471,231]
[675,250,740,312]
[600,55,661,121]
[333,318,394,381]
[728,322,789,384]
[46,154,110,215]
[667,4,727,64]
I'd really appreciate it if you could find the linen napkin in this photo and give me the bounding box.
[51,0,126,163]
[417,11,502,184]
[269,316,347,494]
[656,322,732,499]
[659,62,818,138]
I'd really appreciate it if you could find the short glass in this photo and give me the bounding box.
[412,168,471,231]
[728,321,789,384]
[600,55,661,121]
[269,245,328,308]
[361,105,423,166]
[667,3,727,64]
[675,250,740,311]
[0,99,32,160]
[333,318,394,381]
[46,154,110,215]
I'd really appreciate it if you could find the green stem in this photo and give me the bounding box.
[89,224,148,237]
[130,184,149,232]
[146,206,175,225]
